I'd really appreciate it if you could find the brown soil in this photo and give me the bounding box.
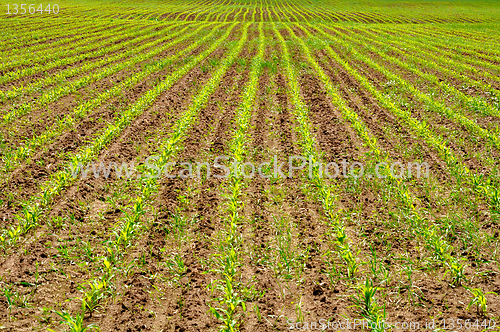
[1,18,499,332]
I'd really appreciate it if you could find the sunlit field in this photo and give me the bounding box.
[1,0,500,331]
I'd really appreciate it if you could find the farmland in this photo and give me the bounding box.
[1,0,500,330]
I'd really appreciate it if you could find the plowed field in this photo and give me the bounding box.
[1,0,500,331]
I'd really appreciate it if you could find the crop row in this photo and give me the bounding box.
[0,23,134,72]
[54,22,247,331]
[0,18,498,328]
[0,17,94,49]
[0,20,133,62]
[278,21,495,322]
[0,23,213,179]
[274,22,389,325]
[47,0,485,24]
[0,23,235,248]
[321,26,500,145]
[208,22,263,331]
[401,25,500,57]
[312,24,500,212]
[374,25,500,75]
[298,22,495,290]
[0,22,188,102]
[353,26,500,101]
[0,23,188,124]
[0,23,166,84]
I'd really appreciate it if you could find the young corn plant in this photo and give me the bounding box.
[465,287,497,314]
[165,253,188,280]
[272,216,305,280]
[335,232,361,279]
[208,248,247,332]
[351,280,387,332]
[50,302,96,332]
[2,284,33,313]
[79,278,110,313]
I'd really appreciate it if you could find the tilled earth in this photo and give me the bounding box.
[1,12,500,332]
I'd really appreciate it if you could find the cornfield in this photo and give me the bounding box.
[1,0,500,331]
